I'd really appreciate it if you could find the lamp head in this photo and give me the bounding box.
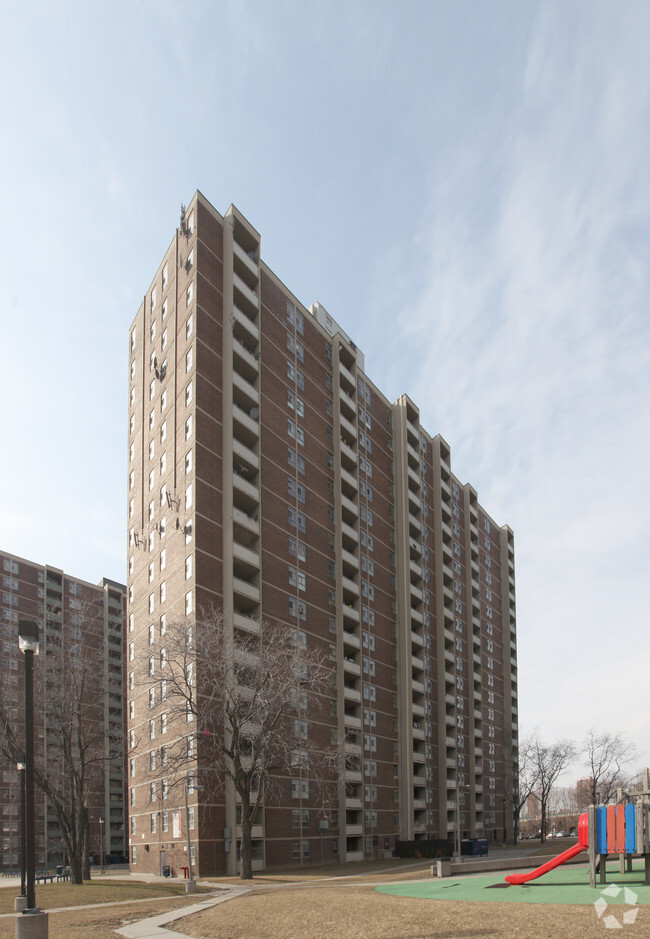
[18,620,40,655]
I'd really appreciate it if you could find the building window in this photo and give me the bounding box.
[185,556,192,580]
[292,778,309,799]
[186,313,193,339]
[185,591,193,615]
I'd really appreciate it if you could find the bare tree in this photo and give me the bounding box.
[0,601,122,884]
[508,733,541,842]
[547,786,579,816]
[529,731,576,843]
[153,607,339,880]
[582,729,637,806]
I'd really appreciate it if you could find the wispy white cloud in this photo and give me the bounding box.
[390,3,650,773]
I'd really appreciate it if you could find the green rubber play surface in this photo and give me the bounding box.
[376,861,650,905]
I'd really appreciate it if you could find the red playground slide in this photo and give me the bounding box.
[505,813,588,885]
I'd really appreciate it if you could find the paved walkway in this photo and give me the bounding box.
[114,885,249,939]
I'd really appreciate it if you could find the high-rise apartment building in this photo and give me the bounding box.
[127,191,517,875]
[0,550,127,870]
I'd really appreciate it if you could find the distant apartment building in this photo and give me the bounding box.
[0,550,127,870]
[126,191,518,875]
[576,777,595,810]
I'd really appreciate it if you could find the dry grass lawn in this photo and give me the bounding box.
[0,881,213,939]
[173,884,642,939]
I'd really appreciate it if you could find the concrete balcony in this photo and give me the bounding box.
[233,239,259,282]
[343,657,361,677]
[233,612,260,635]
[345,797,362,810]
[233,370,259,409]
[346,850,363,863]
[344,685,361,704]
[233,471,260,504]
[343,605,360,625]
[233,437,259,474]
[339,386,355,417]
[407,441,419,467]
[339,440,357,467]
[233,403,260,441]
[339,412,357,441]
[232,303,259,342]
[233,271,259,312]
[411,653,425,672]
[340,466,358,493]
[341,521,358,545]
[338,360,355,391]
[341,548,359,573]
[342,628,360,647]
[343,713,361,730]
[232,506,259,535]
[233,541,260,571]
[342,575,359,598]
[233,577,260,604]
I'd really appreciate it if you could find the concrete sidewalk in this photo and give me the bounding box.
[115,885,249,939]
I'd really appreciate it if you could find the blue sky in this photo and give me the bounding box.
[1,1,648,785]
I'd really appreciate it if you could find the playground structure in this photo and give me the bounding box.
[506,801,650,888]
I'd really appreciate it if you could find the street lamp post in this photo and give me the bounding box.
[15,759,26,911]
[98,817,105,875]
[17,619,48,938]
